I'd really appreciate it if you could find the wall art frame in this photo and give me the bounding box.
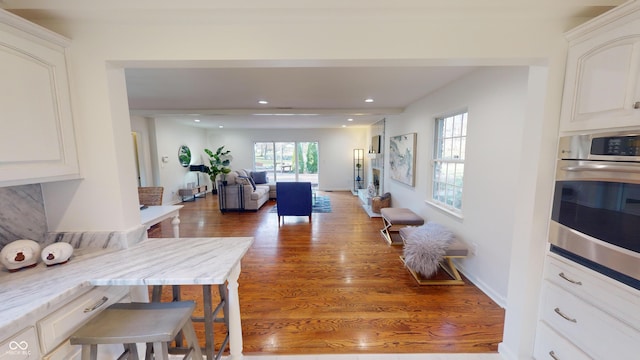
[389,133,416,187]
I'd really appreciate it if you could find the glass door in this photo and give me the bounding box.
[297,142,318,184]
[274,142,296,181]
[253,141,319,185]
[254,142,275,181]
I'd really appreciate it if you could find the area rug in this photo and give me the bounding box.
[269,195,332,213]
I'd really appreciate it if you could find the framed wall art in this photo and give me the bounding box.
[389,133,416,187]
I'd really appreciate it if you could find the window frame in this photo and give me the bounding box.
[427,110,467,218]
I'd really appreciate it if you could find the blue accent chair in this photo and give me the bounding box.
[276,182,312,225]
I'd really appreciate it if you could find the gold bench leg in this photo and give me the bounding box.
[379,217,406,246]
[400,255,467,285]
[380,216,393,245]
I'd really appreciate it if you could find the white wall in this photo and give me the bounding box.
[205,128,369,191]
[131,116,209,204]
[130,115,154,187]
[149,118,209,204]
[385,66,529,304]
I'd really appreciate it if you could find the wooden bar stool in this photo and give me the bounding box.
[151,284,229,360]
[70,301,203,360]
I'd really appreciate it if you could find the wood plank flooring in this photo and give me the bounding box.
[147,191,504,356]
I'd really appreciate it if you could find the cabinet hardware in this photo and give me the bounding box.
[84,296,109,313]
[559,272,582,285]
[554,307,577,323]
[634,101,640,109]
[549,350,560,360]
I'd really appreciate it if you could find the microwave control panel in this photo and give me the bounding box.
[591,135,640,157]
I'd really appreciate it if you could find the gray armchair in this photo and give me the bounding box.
[276,182,312,225]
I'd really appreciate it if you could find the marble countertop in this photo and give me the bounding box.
[0,237,253,341]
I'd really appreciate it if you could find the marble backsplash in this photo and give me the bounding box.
[0,184,47,247]
[1,184,146,249]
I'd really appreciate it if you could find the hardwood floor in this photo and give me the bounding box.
[147,191,504,356]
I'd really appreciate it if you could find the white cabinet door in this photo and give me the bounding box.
[575,40,637,117]
[534,322,590,360]
[37,286,129,354]
[540,280,640,359]
[545,254,640,329]
[560,10,640,133]
[0,10,80,186]
[0,327,39,360]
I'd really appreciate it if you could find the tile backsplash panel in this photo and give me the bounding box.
[0,184,47,247]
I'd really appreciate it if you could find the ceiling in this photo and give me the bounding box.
[124,66,476,129]
[2,0,625,129]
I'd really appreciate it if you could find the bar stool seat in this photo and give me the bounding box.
[70,301,203,360]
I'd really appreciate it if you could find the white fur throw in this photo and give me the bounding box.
[402,223,454,277]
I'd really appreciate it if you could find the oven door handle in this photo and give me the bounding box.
[562,163,640,173]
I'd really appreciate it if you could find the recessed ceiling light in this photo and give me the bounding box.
[342,125,347,128]
[219,125,224,128]
[365,98,374,103]
[194,119,201,122]
[253,113,319,116]
[347,118,354,122]
[258,100,269,105]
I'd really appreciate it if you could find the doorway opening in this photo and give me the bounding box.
[254,141,319,184]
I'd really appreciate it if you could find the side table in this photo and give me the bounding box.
[178,185,208,202]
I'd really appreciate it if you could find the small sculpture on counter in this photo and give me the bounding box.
[0,239,41,272]
[41,242,74,266]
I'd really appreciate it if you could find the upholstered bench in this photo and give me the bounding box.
[399,223,469,285]
[379,207,425,246]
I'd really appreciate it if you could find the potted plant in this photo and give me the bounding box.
[204,146,233,194]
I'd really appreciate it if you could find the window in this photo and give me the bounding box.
[254,141,319,184]
[432,111,467,213]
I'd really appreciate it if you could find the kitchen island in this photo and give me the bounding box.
[0,236,253,360]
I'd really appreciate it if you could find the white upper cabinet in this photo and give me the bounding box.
[560,1,640,133]
[0,10,80,186]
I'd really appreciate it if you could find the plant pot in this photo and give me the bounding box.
[212,189,218,195]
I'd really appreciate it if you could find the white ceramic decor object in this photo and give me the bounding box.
[0,239,41,272]
[41,242,74,266]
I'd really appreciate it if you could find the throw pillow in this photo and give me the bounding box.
[237,175,256,191]
[248,176,257,190]
[402,223,454,277]
[224,171,237,185]
[250,171,268,184]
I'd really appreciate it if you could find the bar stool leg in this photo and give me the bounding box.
[82,344,97,360]
[171,285,184,349]
[152,341,169,360]
[123,344,139,360]
[181,319,204,360]
[203,285,214,360]
[150,284,228,360]
[219,283,230,330]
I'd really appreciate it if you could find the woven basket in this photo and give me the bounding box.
[371,193,391,213]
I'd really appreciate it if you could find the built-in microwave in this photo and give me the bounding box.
[549,130,640,290]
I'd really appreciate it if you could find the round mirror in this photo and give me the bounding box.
[178,145,191,167]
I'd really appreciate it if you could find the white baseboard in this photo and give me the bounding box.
[455,260,507,309]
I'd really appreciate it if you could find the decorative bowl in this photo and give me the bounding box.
[41,242,74,266]
[0,239,41,272]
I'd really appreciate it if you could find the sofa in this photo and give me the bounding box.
[217,169,269,211]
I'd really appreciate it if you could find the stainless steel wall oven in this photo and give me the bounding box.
[550,130,640,290]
